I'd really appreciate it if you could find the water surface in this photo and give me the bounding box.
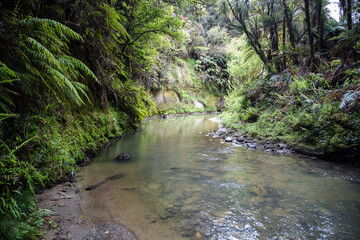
[78,115,360,239]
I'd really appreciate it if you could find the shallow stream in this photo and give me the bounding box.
[78,115,360,239]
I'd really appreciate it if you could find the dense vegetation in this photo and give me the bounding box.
[0,0,359,239]
[216,0,360,160]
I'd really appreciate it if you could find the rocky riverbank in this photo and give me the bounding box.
[208,125,293,154]
[209,124,360,166]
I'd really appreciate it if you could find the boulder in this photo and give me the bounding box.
[115,153,132,161]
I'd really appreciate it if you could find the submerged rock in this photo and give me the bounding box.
[251,185,267,196]
[115,152,132,161]
[85,173,125,191]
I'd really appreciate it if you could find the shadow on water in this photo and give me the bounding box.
[78,115,360,240]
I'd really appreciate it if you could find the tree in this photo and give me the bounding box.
[315,0,324,50]
[340,0,353,30]
[304,0,314,67]
[218,0,271,72]
[282,0,295,48]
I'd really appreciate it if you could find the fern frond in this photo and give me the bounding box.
[9,136,36,156]
[72,81,91,103]
[21,18,82,41]
[57,55,99,83]
[0,61,17,81]
[0,113,19,121]
[26,37,59,69]
[340,91,359,109]
[45,66,83,105]
[102,4,130,40]
[34,30,67,53]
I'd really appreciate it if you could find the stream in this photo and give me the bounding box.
[78,115,360,240]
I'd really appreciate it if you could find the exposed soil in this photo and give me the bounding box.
[36,181,137,240]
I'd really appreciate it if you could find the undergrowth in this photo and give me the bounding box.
[0,108,132,239]
[222,67,360,157]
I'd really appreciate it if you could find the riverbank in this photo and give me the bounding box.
[37,180,137,240]
[212,123,360,167]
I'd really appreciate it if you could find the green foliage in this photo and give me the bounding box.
[0,107,132,239]
[225,36,264,87]
[0,135,45,239]
[1,16,99,109]
[223,69,360,154]
[0,63,19,112]
[195,54,229,94]
[206,26,229,45]
[339,90,360,111]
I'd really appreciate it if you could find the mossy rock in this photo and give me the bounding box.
[288,142,325,157]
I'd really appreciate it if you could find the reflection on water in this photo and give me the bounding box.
[78,115,360,240]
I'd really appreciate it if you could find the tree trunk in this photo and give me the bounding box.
[283,20,286,47]
[282,0,295,48]
[304,0,314,67]
[269,1,279,53]
[282,20,286,69]
[347,0,352,30]
[316,0,323,50]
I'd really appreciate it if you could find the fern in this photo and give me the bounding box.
[102,4,130,40]
[0,16,99,108]
[339,90,359,110]
[20,17,82,41]
[57,55,99,83]
[26,37,59,69]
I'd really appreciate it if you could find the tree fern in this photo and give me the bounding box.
[26,37,59,69]
[0,15,99,108]
[20,18,83,41]
[102,4,130,41]
[0,62,19,112]
[57,55,99,83]
[44,66,84,105]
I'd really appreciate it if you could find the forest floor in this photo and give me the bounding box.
[36,181,137,240]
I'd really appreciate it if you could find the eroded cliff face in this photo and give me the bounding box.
[153,90,180,107]
[150,59,221,114]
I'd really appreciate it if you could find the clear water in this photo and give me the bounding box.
[78,115,360,240]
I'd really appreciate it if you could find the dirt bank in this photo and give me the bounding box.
[36,181,137,240]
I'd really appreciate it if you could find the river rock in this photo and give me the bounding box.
[272,208,289,217]
[279,143,287,148]
[247,143,258,149]
[233,131,242,137]
[115,152,132,161]
[257,145,265,151]
[225,137,233,142]
[218,127,228,134]
[236,137,245,142]
[251,185,267,196]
